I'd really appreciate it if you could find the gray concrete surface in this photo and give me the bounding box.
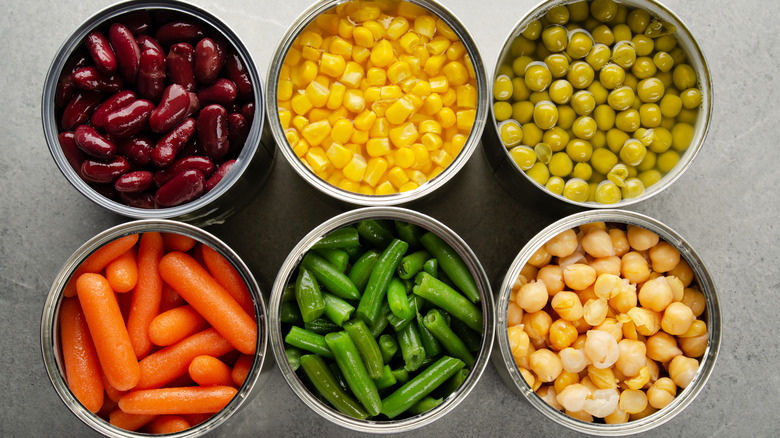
[1,0,778,436]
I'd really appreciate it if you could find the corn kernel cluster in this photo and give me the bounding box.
[507,222,708,423]
[493,0,704,204]
[277,0,478,195]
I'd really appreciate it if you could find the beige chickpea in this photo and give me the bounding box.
[594,273,623,299]
[681,287,706,317]
[507,301,524,326]
[668,355,699,388]
[508,324,531,358]
[661,301,696,335]
[604,404,630,424]
[595,318,624,342]
[645,331,683,363]
[523,310,553,342]
[538,385,564,410]
[546,228,579,257]
[588,364,618,389]
[609,281,638,313]
[577,285,599,304]
[619,389,648,414]
[621,251,651,283]
[667,276,684,302]
[559,347,590,373]
[557,383,591,412]
[518,366,537,388]
[609,228,631,257]
[572,316,594,334]
[583,298,609,326]
[581,228,616,258]
[679,320,707,338]
[514,342,535,370]
[638,276,674,312]
[668,257,694,287]
[529,244,553,268]
[623,366,651,390]
[563,263,598,290]
[627,306,661,336]
[537,264,565,295]
[626,225,660,251]
[584,388,621,418]
[590,255,622,276]
[530,348,564,382]
[572,333,588,350]
[629,404,658,421]
[678,333,708,358]
[580,376,599,394]
[520,263,539,283]
[549,319,579,350]
[516,280,549,312]
[584,329,620,369]
[554,370,581,394]
[621,318,640,341]
[552,291,585,321]
[579,222,608,233]
[645,358,660,384]
[647,377,676,409]
[566,409,595,422]
[615,339,647,377]
[649,241,681,272]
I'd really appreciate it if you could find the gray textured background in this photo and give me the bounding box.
[2,0,779,436]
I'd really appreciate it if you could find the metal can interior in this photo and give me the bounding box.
[41,0,275,226]
[40,219,270,437]
[265,0,488,207]
[269,206,495,433]
[482,0,713,210]
[493,209,721,435]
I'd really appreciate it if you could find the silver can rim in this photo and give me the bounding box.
[40,218,269,437]
[495,209,721,435]
[487,0,714,208]
[269,206,495,433]
[265,0,489,206]
[41,0,268,222]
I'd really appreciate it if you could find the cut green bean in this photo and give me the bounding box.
[285,348,303,372]
[419,232,481,303]
[347,249,380,293]
[387,276,412,320]
[314,248,350,272]
[423,258,438,277]
[304,317,341,335]
[397,250,431,280]
[299,354,368,420]
[357,219,395,248]
[380,356,466,419]
[379,334,399,363]
[344,244,362,263]
[372,364,397,390]
[367,302,390,338]
[295,266,326,323]
[312,227,361,249]
[416,312,442,359]
[280,301,303,325]
[391,367,409,384]
[397,317,425,372]
[451,316,482,353]
[356,239,409,325]
[433,368,469,399]
[407,396,443,415]
[395,221,424,250]
[343,319,384,380]
[328,362,350,393]
[285,326,334,359]
[322,292,355,326]
[282,283,296,302]
[413,272,483,332]
[387,295,421,331]
[301,252,360,300]
[325,331,383,417]
[422,309,475,368]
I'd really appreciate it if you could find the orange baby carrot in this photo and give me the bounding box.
[109,408,156,431]
[147,415,192,434]
[159,252,257,355]
[201,244,256,318]
[159,283,185,313]
[101,372,128,403]
[162,232,198,252]
[119,386,238,415]
[59,297,104,413]
[182,413,212,426]
[136,328,234,390]
[105,247,138,293]
[76,273,140,391]
[98,396,119,419]
[148,305,208,347]
[231,354,253,387]
[127,232,164,359]
[189,355,234,387]
[64,234,139,297]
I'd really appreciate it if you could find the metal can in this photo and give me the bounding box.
[269,206,495,432]
[483,0,713,210]
[41,219,270,437]
[493,209,721,435]
[265,0,488,207]
[42,0,275,226]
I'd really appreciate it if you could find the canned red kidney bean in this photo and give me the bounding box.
[54,9,255,208]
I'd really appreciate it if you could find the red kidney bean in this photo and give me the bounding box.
[120,10,153,36]
[155,169,206,207]
[225,52,253,101]
[154,155,216,186]
[197,105,229,161]
[151,117,196,167]
[109,23,141,84]
[186,92,200,117]
[136,34,164,54]
[227,112,249,155]
[81,156,130,183]
[74,125,117,159]
[241,102,255,122]
[90,182,119,200]
[120,191,156,208]
[116,136,154,165]
[206,159,235,191]
[155,21,205,48]
[166,42,196,91]
[137,45,166,102]
[197,78,237,106]
[55,48,90,108]
[194,38,224,85]
[179,134,200,158]
[104,99,155,138]
[61,91,104,131]
[85,31,116,74]
[149,84,190,133]
[72,67,123,93]
[114,170,154,192]
[90,90,136,130]
[58,131,86,175]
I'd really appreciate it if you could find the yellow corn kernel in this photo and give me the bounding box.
[397,55,420,75]
[436,18,458,40]
[443,61,469,87]
[436,107,457,128]
[351,109,375,131]
[456,109,476,131]
[369,117,390,138]
[293,139,309,157]
[429,165,446,179]
[421,132,443,151]
[448,133,467,157]
[326,171,342,187]
[399,32,421,54]
[378,85,400,100]
[328,107,349,126]
[301,119,331,147]
[375,180,396,195]
[424,54,447,76]
[348,2,380,22]
[340,62,365,88]
[398,78,417,94]
[387,166,410,188]
[353,26,374,48]
[364,86,381,102]
[387,61,412,84]
[331,118,354,144]
[284,47,302,67]
[399,181,419,192]
[350,46,370,64]
[366,67,387,86]
[364,157,389,186]
[343,143,361,155]
[465,54,476,79]
[429,76,449,94]
[357,183,373,195]
[431,149,454,168]
[371,99,391,117]
[446,41,466,61]
[308,108,331,123]
[413,45,430,65]
[343,154,367,182]
[338,178,360,192]
[305,146,329,172]
[343,89,366,113]
[314,75,330,87]
[319,53,346,77]
[295,60,318,88]
[329,37,353,57]
[278,109,292,130]
[301,45,322,61]
[411,80,432,97]
[284,128,299,145]
[386,17,410,40]
[338,18,354,39]
[326,82,347,110]
[277,78,293,101]
[386,97,415,124]
[423,93,443,115]
[456,84,477,108]
[414,15,437,39]
[317,13,339,36]
[427,36,451,56]
[298,31,322,49]
[395,147,415,168]
[366,137,392,157]
[351,129,369,144]
[419,119,442,134]
[363,20,385,40]
[411,143,430,167]
[326,142,353,169]
[292,115,309,132]
[278,98,290,110]
[389,122,419,148]
[406,169,427,186]
[305,80,331,108]
[370,39,394,68]
[441,89,457,107]
[291,93,313,116]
